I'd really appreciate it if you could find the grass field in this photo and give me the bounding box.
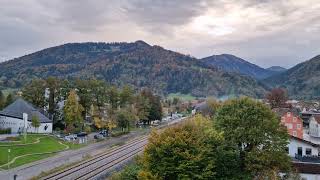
[167,93,197,101]
[0,134,70,169]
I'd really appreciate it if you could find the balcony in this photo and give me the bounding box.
[295,154,320,163]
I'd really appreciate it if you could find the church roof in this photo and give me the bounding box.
[0,98,52,123]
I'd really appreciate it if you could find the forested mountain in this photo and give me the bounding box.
[265,55,320,99]
[201,54,276,79]
[266,66,287,73]
[0,41,267,97]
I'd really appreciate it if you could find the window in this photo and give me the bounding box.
[293,117,297,122]
[281,117,285,122]
[287,112,291,117]
[293,131,297,137]
[297,124,301,129]
[297,147,302,156]
[287,124,293,129]
[306,148,312,155]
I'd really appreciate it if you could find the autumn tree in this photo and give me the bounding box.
[22,79,46,108]
[214,97,291,179]
[139,115,223,179]
[64,90,84,132]
[266,88,288,108]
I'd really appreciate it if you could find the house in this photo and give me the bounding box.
[0,98,52,134]
[288,136,319,158]
[309,115,320,138]
[293,162,320,180]
[274,108,303,139]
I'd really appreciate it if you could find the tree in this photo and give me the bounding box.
[140,115,224,179]
[135,94,150,124]
[119,85,134,108]
[22,79,46,108]
[5,93,14,107]
[46,77,61,124]
[64,90,84,132]
[116,109,136,132]
[266,88,288,108]
[31,115,40,133]
[108,86,119,110]
[214,97,291,178]
[75,79,93,119]
[0,91,5,110]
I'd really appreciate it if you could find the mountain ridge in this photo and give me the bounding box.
[0,41,267,98]
[200,54,277,79]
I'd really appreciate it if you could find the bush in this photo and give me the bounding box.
[0,128,11,134]
[111,131,129,137]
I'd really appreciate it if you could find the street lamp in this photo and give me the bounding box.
[8,148,10,169]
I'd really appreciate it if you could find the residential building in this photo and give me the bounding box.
[309,115,320,138]
[0,98,52,134]
[274,108,303,139]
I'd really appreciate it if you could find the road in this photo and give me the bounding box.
[40,117,186,180]
[0,117,186,180]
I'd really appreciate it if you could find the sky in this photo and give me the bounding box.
[1,0,320,68]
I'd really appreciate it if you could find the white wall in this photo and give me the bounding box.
[0,115,52,134]
[309,117,320,137]
[300,173,320,180]
[288,138,319,157]
[0,115,24,133]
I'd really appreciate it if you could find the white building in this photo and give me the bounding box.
[288,136,319,157]
[309,115,320,138]
[0,98,52,134]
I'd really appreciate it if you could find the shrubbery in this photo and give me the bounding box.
[0,128,11,134]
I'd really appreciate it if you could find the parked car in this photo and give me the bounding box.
[94,134,104,140]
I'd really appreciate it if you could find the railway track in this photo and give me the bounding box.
[41,136,148,180]
[41,117,187,180]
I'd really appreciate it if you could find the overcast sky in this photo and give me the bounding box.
[1,0,320,68]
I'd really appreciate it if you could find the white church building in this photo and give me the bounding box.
[0,98,52,134]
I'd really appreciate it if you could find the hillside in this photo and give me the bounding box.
[266,66,287,72]
[201,54,275,79]
[265,55,320,99]
[0,41,267,98]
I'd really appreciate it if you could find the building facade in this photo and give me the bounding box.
[0,99,52,134]
[280,112,304,139]
[309,115,320,138]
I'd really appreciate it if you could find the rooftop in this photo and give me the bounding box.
[0,98,52,123]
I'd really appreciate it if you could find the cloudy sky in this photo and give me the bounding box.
[1,0,320,68]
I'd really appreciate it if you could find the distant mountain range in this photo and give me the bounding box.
[266,66,287,72]
[0,41,266,98]
[0,40,318,99]
[201,54,284,79]
[265,55,320,99]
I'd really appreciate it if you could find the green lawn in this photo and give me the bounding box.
[167,93,197,101]
[0,135,68,169]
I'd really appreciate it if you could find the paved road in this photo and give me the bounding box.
[0,117,186,180]
[0,130,148,180]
